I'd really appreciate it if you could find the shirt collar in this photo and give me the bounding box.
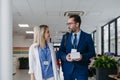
[72,30,81,37]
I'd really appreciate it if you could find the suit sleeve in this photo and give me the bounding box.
[56,35,67,61]
[80,34,96,63]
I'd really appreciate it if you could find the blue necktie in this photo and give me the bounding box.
[73,34,77,49]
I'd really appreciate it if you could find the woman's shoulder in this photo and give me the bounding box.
[47,43,54,50]
[29,43,37,49]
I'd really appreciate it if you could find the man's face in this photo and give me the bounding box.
[67,18,77,33]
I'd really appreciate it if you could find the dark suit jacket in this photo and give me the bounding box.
[57,30,95,76]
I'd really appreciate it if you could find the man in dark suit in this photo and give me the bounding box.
[57,15,95,80]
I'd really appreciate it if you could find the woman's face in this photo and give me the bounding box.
[44,28,50,42]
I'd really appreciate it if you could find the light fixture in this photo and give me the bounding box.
[64,11,84,16]
[26,31,34,34]
[53,43,60,46]
[18,24,29,27]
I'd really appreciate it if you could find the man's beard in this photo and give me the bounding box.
[71,28,76,33]
[67,28,75,33]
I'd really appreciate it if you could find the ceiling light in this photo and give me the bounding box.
[64,11,84,16]
[53,43,60,46]
[18,24,29,27]
[26,31,34,34]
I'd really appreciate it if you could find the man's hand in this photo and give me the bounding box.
[66,54,72,62]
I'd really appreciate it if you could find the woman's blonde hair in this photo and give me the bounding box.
[33,25,48,48]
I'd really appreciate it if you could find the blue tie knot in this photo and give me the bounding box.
[74,34,77,37]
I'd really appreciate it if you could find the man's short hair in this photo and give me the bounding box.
[69,15,81,24]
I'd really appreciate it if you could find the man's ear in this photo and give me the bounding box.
[76,23,79,28]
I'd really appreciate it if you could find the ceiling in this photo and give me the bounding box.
[13,0,120,42]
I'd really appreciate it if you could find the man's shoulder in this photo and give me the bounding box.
[63,32,70,36]
[62,32,70,38]
[81,30,91,36]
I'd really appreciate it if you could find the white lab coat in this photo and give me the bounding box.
[28,43,60,80]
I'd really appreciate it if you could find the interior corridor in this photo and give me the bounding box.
[13,68,95,80]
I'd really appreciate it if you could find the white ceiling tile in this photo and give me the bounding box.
[45,0,61,11]
[61,0,79,10]
[13,0,120,42]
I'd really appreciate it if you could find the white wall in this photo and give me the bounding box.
[13,34,33,69]
[13,34,33,47]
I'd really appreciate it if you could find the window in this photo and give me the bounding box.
[103,25,109,53]
[110,22,115,53]
[101,16,119,56]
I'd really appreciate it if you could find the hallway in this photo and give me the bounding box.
[13,68,95,80]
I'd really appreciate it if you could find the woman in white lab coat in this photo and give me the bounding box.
[28,25,60,80]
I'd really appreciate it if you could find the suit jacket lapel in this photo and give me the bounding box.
[77,30,84,49]
[69,33,73,49]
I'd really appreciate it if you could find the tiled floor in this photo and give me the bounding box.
[13,68,64,80]
[13,68,96,80]
[13,69,30,80]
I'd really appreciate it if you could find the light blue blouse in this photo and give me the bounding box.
[38,44,54,79]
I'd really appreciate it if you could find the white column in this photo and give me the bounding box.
[0,0,1,78]
[0,0,13,80]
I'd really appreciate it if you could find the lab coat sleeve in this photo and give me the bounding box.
[28,45,35,74]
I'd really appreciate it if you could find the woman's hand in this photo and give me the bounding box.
[31,74,35,80]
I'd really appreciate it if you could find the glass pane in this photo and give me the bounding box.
[117,18,120,55]
[94,32,97,46]
[110,22,115,53]
[94,31,97,52]
[103,25,108,53]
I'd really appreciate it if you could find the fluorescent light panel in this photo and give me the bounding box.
[26,31,34,34]
[18,24,29,27]
[53,43,60,46]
